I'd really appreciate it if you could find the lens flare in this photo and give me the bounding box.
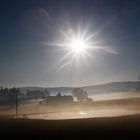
[44,24,118,71]
[69,38,88,54]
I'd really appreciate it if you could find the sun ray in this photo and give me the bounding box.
[43,23,118,71]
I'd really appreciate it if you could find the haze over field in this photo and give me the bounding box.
[19,81,140,100]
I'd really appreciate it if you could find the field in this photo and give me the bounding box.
[0,96,140,119]
[0,93,140,139]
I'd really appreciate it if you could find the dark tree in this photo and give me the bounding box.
[138,76,140,82]
[138,76,140,90]
[0,86,3,93]
[26,89,45,99]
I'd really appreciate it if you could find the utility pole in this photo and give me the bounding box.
[15,91,18,118]
[36,98,38,113]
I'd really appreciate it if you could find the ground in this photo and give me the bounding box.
[0,95,140,139]
[0,114,140,139]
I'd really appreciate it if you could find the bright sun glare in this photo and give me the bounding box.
[70,38,87,54]
[48,24,117,69]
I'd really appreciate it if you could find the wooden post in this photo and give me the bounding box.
[15,92,18,117]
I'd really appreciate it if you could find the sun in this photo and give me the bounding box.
[70,38,87,54]
[47,25,107,65]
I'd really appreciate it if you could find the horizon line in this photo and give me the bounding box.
[1,80,139,89]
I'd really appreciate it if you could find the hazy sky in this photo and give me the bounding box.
[1,0,140,87]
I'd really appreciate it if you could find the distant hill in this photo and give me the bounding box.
[19,81,140,96]
[20,87,73,95]
[82,81,140,95]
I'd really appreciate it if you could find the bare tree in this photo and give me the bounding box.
[72,88,88,101]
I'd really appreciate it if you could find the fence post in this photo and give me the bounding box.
[15,92,18,117]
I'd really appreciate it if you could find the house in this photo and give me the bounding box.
[46,92,74,105]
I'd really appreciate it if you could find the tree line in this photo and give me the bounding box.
[0,87,50,105]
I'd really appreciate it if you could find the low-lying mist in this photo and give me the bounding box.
[1,91,140,120]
